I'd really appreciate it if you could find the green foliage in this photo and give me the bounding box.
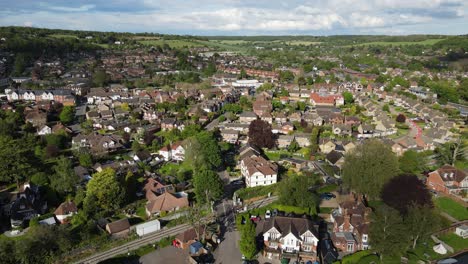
[278,174,319,209]
[78,152,93,167]
[342,91,354,105]
[50,156,78,194]
[184,131,221,170]
[30,172,49,186]
[399,150,427,174]
[84,168,125,213]
[222,103,243,114]
[59,106,74,125]
[342,139,399,199]
[0,136,36,185]
[370,205,410,259]
[193,169,224,204]
[279,71,295,83]
[92,69,110,87]
[287,139,300,153]
[239,219,257,260]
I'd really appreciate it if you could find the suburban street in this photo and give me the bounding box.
[76,195,278,264]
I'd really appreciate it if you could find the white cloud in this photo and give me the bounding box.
[0,0,466,34]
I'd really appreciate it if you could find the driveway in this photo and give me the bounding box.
[140,246,190,264]
[214,230,242,264]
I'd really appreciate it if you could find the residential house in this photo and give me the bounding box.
[72,133,123,156]
[330,200,371,254]
[161,118,184,131]
[303,112,323,126]
[332,124,352,136]
[54,201,78,224]
[281,122,295,134]
[326,150,345,169]
[426,165,468,195]
[106,218,131,238]
[158,142,185,161]
[8,182,47,227]
[143,178,175,201]
[220,129,239,144]
[25,110,47,128]
[37,125,52,135]
[277,135,294,148]
[239,111,257,124]
[295,133,311,148]
[319,139,336,154]
[357,124,375,138]
[261,216,319,262]
[174,226,205,250]
[241,155,278,187]
[145,192,189,217]
[253,100,272,116]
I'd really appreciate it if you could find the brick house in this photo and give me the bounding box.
[426,165,468,195]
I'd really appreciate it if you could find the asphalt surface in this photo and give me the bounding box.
[76,196,278,264]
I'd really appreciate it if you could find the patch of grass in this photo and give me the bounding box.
[317,184,338,194]
[264,150,291,161]
[319,207,334,214]
[139,39,206,48]
[338,250,373,264]
[434,197,468,221]
[351,38,445,47]
[439,233,468,252]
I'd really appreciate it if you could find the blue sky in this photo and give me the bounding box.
[0,0,467,35]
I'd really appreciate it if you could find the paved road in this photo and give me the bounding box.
[76,196,277,264]
[76,223,191,264]
[214,230,241,264]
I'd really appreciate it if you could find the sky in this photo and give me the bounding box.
[0,0,467,35]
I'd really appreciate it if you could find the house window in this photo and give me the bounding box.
[362,234,368,242]
[347,243,354,252]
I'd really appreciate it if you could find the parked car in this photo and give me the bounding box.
[272,209,278,217]
[320,193,336,200]
[265,210,271,219]
[250,215,261,222]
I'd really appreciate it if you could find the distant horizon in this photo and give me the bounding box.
[0,1,467,36]
[1,26,467,38]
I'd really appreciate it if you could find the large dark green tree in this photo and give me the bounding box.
[184,131,221,170]
[59,106,75,125]
[193,169,224,205]
[84,168,124,213]
[239,219,257,260]
[278,174,319,208]
[370,205,410,260]
[0,136,36,186]
[50,156,79,194]
[342,139,399,199]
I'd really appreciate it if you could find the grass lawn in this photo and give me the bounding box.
[264,150,291,161]
[285,40,322,46]
[139,39,206,48]
[438,233,468,252]
[434,197,468,221]
[319,207,334,214]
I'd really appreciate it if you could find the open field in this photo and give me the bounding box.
[434,197,468,221]
[284,40,322,45]
[352,38,445,46]
[138,39,206,48]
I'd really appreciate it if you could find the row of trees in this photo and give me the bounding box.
[341,140,445,260]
